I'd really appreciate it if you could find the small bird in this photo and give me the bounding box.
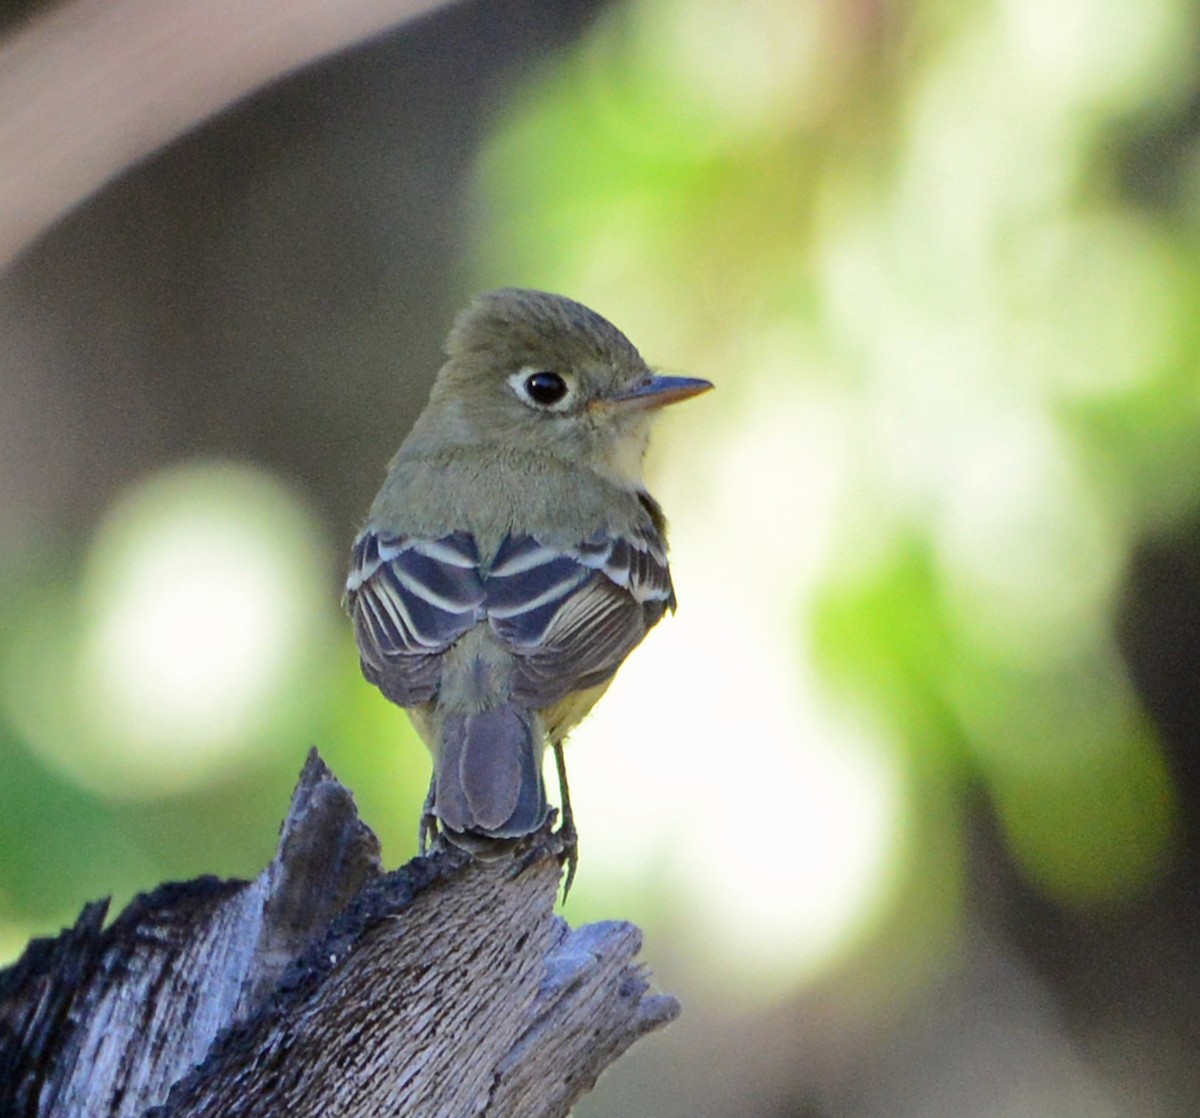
[345,288,711,891]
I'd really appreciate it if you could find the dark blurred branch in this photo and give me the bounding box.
[0,751,678,1117]
[0,0,456,273]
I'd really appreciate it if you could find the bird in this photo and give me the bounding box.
[344,288,711,893]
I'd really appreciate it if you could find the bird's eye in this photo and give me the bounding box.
[523,371,569,406]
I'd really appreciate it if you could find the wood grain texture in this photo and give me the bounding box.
[0,751,679,1118]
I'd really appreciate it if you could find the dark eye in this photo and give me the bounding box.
[524,371,569,406]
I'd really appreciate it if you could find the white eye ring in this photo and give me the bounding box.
[509,367,574,411]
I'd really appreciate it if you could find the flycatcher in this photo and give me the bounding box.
[345,288,711,890]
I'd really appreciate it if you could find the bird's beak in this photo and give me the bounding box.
[601,374,714,412]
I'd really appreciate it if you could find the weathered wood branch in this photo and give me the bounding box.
[0,751,679,1117]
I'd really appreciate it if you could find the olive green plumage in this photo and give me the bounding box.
[346,288,711,890]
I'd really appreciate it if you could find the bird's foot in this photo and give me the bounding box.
[506,809,576,900]
[418,783,440,856]
[557,815,579,901]
[551,739,578,899]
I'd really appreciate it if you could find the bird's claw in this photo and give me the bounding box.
[551,740,578,900]
[418,778,440,856]
[505,810,576,901]
[557,816,578,901]
[418,812,441,856]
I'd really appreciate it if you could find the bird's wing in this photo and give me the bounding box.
[347,521,674,710]
[486,523,675,709]
[346,530,485,705]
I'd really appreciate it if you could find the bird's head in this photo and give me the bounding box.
[418,288,712,487]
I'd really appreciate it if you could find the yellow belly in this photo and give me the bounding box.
[538,679,612,743]
[408,703,437,752]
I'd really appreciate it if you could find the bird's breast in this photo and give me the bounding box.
[374,447,650,559]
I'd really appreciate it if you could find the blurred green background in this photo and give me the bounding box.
[3,0,1200,1114]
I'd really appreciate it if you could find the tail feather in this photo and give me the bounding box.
[436,706,547,837]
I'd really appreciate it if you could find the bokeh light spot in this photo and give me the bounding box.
[7,460,333,798]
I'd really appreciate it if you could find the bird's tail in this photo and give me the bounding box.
[435,705,548,839]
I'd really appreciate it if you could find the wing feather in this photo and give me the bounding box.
[485,525,674,709]
[347,516,674,713]
[346,530,485,705]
